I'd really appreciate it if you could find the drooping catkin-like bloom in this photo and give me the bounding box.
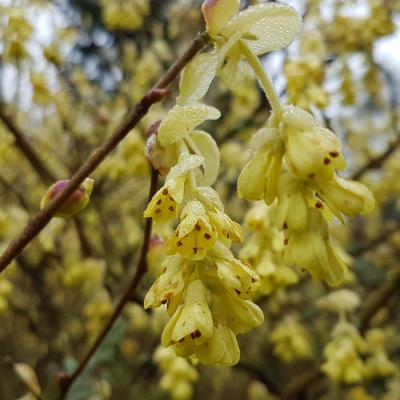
[143,0,305,365]
[237,49,375,286]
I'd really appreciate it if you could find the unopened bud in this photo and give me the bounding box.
[40,178,94,218]
[201,0,239,36]
[145,120,175,176]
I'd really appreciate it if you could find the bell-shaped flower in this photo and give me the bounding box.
[144,254,190,311]
[157,103,221,186]
[282,106,346,179]
[209,242,259,299]
[179,2,302,103]
[194,322,240,366]
[166,200,217,261]
[207,210,244,244]
[316,174,375,221]
[283,209,347,286]
[161,280,214,348]
[255,251,298,295]
[322,322,367,384]
[317,289,361,315]
[237,127,284,204]
[144,155,203,223]
[364,329,396,378]
[275,173,312,232]
[201,283,263,337]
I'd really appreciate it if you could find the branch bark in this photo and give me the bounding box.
[0,109,57,185]
[0,31,210,274]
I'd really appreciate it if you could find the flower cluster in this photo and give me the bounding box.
[144,138,263,365]
[319,290,395,383]
[236,20,375,286]
[240,202,298,295]
[154,346,199,400]
[143,0,306,366]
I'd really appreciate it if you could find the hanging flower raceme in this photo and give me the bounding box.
[232,4,375,286]
[143,0,276,361]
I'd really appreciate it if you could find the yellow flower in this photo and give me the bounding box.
[317,289,361,314]
[209,242,260,299]
[275,174,312,232]
[193,322,240,366]
[144,155,203,223]
[237,126,284,204]
[270,316,313,362]
[284,209,347,286]
[166,200,217,261]
[322,322,367,384]
[156,104,221,186]
[207,210,244,243]
[144,254,189,312]
[282,106,346,180]
[316,174,375,220]
[161,280,213,348]
[216,290,264,334]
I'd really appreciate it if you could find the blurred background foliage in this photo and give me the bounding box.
[0,0,400,399]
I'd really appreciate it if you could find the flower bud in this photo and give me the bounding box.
[201,0,239,36]
[145,120,177,176]
[40,178,94,218]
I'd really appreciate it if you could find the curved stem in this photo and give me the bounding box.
[239,40,283,116]
[58,167,159,399]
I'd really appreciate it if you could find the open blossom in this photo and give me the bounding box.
[283,209,347,286]
[165,200,217,261]
[322,321,367,384]
[161,280,214,348]
[237,126,284,204]
[282,106,346,180]
[144,155,203,222]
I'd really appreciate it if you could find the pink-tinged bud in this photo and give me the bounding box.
[201,0,239,36]
[40,178,94,218]
[145,120,176,176]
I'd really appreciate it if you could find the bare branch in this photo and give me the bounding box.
[0,108,57,184]
[351,136,400,181]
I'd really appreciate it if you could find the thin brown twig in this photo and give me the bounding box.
[359,267,400,333]
[349,221,400,257]
[58,166,158,399]
[0,31,210,274]
[351,136,400,181]
[0,108,57,185]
